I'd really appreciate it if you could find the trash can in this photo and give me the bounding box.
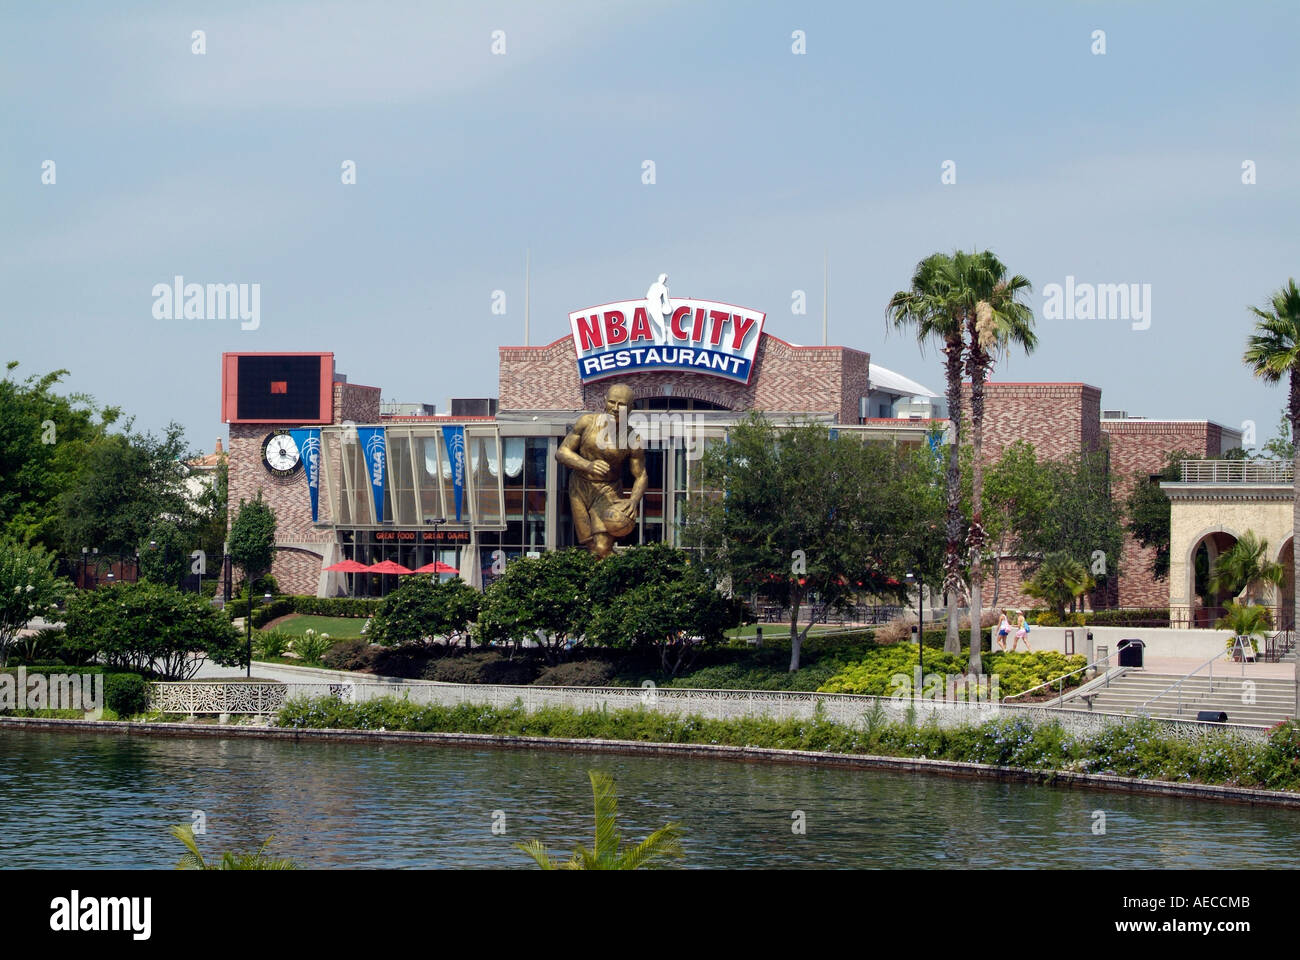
[1117,638,1145,668]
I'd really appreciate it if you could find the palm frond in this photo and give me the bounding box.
[514,840,559,870]
[170,824,208,871]
[616,822,685,870]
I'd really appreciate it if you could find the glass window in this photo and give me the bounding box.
[525,438,549,489]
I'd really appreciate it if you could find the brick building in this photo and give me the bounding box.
[961,382,1240,611]
[221,317,939,596]
[221,299,1236,605]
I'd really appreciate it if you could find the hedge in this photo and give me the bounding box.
[276,699,1300,793]
[104,673,147,716]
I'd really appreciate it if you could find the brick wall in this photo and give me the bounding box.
[960,381,1103,463]
[1101,419,1222,608]
[226,381,381,595]
[499,333,869,420]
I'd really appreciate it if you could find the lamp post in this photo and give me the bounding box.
[247,590,273,678]
[907,570,923,694]
[81,547,88,589]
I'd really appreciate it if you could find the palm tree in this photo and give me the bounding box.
[1023,552,1094,620]
[888,253,969,654]
[516,770,684,870]
[960,251,1036,673]
[1215,600,1272,656]
[170,824,299,870]
[1243,277,1300,634]
[1207,531,1284,606]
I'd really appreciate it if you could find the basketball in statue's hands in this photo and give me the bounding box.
[603,502,636,538]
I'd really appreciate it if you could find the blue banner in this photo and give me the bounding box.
[442,425,466,522]
[289,428,322,522]
[358,427,387,522]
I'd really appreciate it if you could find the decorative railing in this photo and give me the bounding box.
[143,679,1273,739]
[1179,460,1294,484]
[149,682,349,715]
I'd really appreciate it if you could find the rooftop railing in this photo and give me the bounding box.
[1178,460,1294,484]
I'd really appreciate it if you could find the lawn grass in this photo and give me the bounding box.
[267,614,368,640]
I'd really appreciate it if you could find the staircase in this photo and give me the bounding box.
[1081,671,1297,727]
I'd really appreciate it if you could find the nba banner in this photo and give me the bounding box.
[289,428,322,522]
[357,427,387,522]
[569,276,764,386]
[442,425,466,521]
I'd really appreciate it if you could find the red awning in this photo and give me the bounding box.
[413,561,459,574]
[368,560,414,575]
[324,560,370,573]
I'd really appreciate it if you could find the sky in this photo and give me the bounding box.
[3,0,1298,454]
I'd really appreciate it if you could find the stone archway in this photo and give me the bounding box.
[1278,537,1294,631]
[1187,529,1238,628]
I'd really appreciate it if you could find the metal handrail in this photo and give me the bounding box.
[1003,652,1114,705]
[1140,647,1242,715]
[1179,459,1294,483]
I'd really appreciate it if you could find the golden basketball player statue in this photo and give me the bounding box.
[556,383,648,558]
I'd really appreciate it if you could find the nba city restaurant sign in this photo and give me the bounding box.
[569,274,765,385]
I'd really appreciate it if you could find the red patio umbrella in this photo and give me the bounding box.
[413,561,459,574]
[368,560,414,575]
[324,560,370,573]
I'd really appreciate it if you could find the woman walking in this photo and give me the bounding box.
[1011,612,1032,652]
[995,611,1011,651]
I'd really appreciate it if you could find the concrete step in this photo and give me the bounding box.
[1073,668,1297,727]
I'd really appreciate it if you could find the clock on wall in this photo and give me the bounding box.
[261,432,302,478]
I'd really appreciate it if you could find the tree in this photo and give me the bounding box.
[171,825,298,870]
[960,441,1053,607]
[516,770,684,870]
[1243,278,1300,637]
[63,581,245,679]
[586,543,744,674]
[0,538,66,667]
[682,414,902,671]
[192,459,228,565]
[57,421,195,556]
[1023,552,1095,619]
[888,254,971,654]
[369,575,481,648]
[477,549,599,660]
[138,519,190,590]
[1125,451,1196,581]
[0,363,117,550]
[959,251,1036,674]
[1207,531,1284,606]
[1022,450,1124,607]
[1261,407,1295,461]
[228,493,277,596]
[1215,601,1272,654]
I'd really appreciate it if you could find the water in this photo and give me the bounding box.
[1,728,1297,869]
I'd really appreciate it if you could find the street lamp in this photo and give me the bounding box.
[81,547,88,588]
[906,570,923,693]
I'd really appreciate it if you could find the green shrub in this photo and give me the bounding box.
[534,660,615,687]
[250,597,296,629]
[322,638,373,672]
[254,629,292,660]
[275,697,1300,793]
[1085,608,1169,626]
[291,629,333,666]
[104,673,147,716]
[425,651,538,685]
[292,597,381,618]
